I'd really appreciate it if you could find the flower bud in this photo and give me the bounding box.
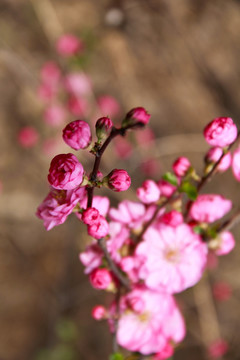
[91,305,107,320]
[89,268,112,289]
[172,157,191,177]
[82,207,100,225]
[95,116,113,142]
[87,215,109,239]
[205,147,232,172]
[122,107,150,127]
[204,117,237,147]
[63,120,92,150]
[137,179,160,204]
[56,34,83,57]
[162,210,183,227]
[157,179,176,198]
[105,169,131,192]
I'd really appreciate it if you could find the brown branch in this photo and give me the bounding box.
[218,210,240,234]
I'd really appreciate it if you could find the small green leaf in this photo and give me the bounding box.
[193,225,204,235]
[109,353,124,360]
[179,181,197,200]
[207,227,218,239]
[162,172,178,186]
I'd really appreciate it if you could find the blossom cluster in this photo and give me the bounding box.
[37,112,239,359]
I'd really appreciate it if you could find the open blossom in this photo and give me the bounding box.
[79,195,110,217]
[125,107,151,125]
[63,120,92,150]
[89,268,112,290]
[116,287,185,354]
[204,117,237,147]
[87,215,109,239]
[36,187,85,230]
[215,231,235,255]
[107,169,131,192]
[79,241,103,274]
[206,147,232,172]
[137,180,160,204]
[172,157,191,177]
[136,224,207,293]
[232,146,240,181]
[189,194,232,223]
[107,222,130,262]
[48,153,84,190]
[56,34,83,57]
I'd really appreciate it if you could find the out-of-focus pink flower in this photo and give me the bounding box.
[44,104,66,127]
[107,222,129,263]
[97,95,121,118]
[116,287,185,354]
[135,127,155,146]
[204,117,237,147]
[124,107,150,125]
[172,156,191,177]
[64,72,92,96]
[42,138,59,157]
[36,187,85,230]
[137,180,160,204]
[95,116,113,141]
[232,146,240,181]
[208,339,229,358]
[107,169,131,192]
[56,34,83,57]
[206,251,219,270]
[18,126,39,148]
[114,137,132,159]
[161,210,183,227]
[153,343,174,360]
[37,83,57,103]
[136,224,207,293]
[82,207,100,225]
[48,153,84,190]
[215,231,235,255]
[140,158,159,176]
[67,96,89,117]
[213,281,232,302]
[78,195,110,217]
[62,120,92,150]
[91,305,107,320]
[79,241,103,274]
[190,194,232,223]
[40,61,61,85]
[206,147,232,172]
[157,179,176,198]
[87,215,109,239]
[89,268,112,289]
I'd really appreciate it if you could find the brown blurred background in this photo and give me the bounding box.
[0,0,240,359]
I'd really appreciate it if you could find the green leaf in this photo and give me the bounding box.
[109,353,124,360]
[207,227,218,239]
[162,172,178,186]
[179,181,197,200]
[193,225,204,235]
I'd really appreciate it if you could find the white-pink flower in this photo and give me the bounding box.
[232,146,240,181]
[206,147,232,172]
[116,287,185,355]
[79,241,103,274]
[136,224,208,293]
[137,180,160,204]
[64,72,92,96]
[215,231,235,256]
[190,194,232,223]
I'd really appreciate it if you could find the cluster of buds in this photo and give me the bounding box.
[37,112,240,359]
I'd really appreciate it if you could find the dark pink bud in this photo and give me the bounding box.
[82,207,100,225]
[95,116,113,141]
[91,305,107,320]
[56,34,83,57]
[172,156,191,177]
[106,169,131,192]
[18,126,39,148]
[124,107,150,126]
[89,268,112,289]
[48,153,84,190]
[162,210,183,227]
[87,215,109,239]
[63,120,92,150]
[204,117,237,147]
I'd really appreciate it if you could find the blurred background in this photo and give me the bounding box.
[0,0,240,359]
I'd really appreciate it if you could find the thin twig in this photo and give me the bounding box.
[218,210,240,234]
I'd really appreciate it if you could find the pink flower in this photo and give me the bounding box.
[157,179,176,198]
[204,117,237,147]
[161,210,183,227]
[172,157,191,177]
[40,61,61,85]
[37,83,57,103]
[78,195,110,217]
[64,72,92,96]
[116,287,185,354]
[153,344,174,360]
[48,153,84,190]
[79,241,103,274]
[97,95,120,118]
[136,224,207,293]
[212,281,232,302]
[140,159,158,176]
[190,194,232,223]
[107,222,129,262]
[206,147,232,172]
[135,128,155,146]
[92,305,107,320]
[106,169,131,192]
[62,120,92,150]
[87,215,109,239]
[95,117,113,141]
[44,104,66,127]
[114,137,132,159]
[82,207,100,225]
[89,268,112,289]
[125,107,150,125]
[67,96,89,117]
[18,126,39,148]
[215,231,235,255]
[208,339,228,358]
[137,180,160,204]
[56,34,83,57]
[232,145,240,181]
[36,187,85,230]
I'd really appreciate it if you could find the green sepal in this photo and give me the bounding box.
[179,181,198,200]
[109,353,124,360]
[162,172,178,186]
